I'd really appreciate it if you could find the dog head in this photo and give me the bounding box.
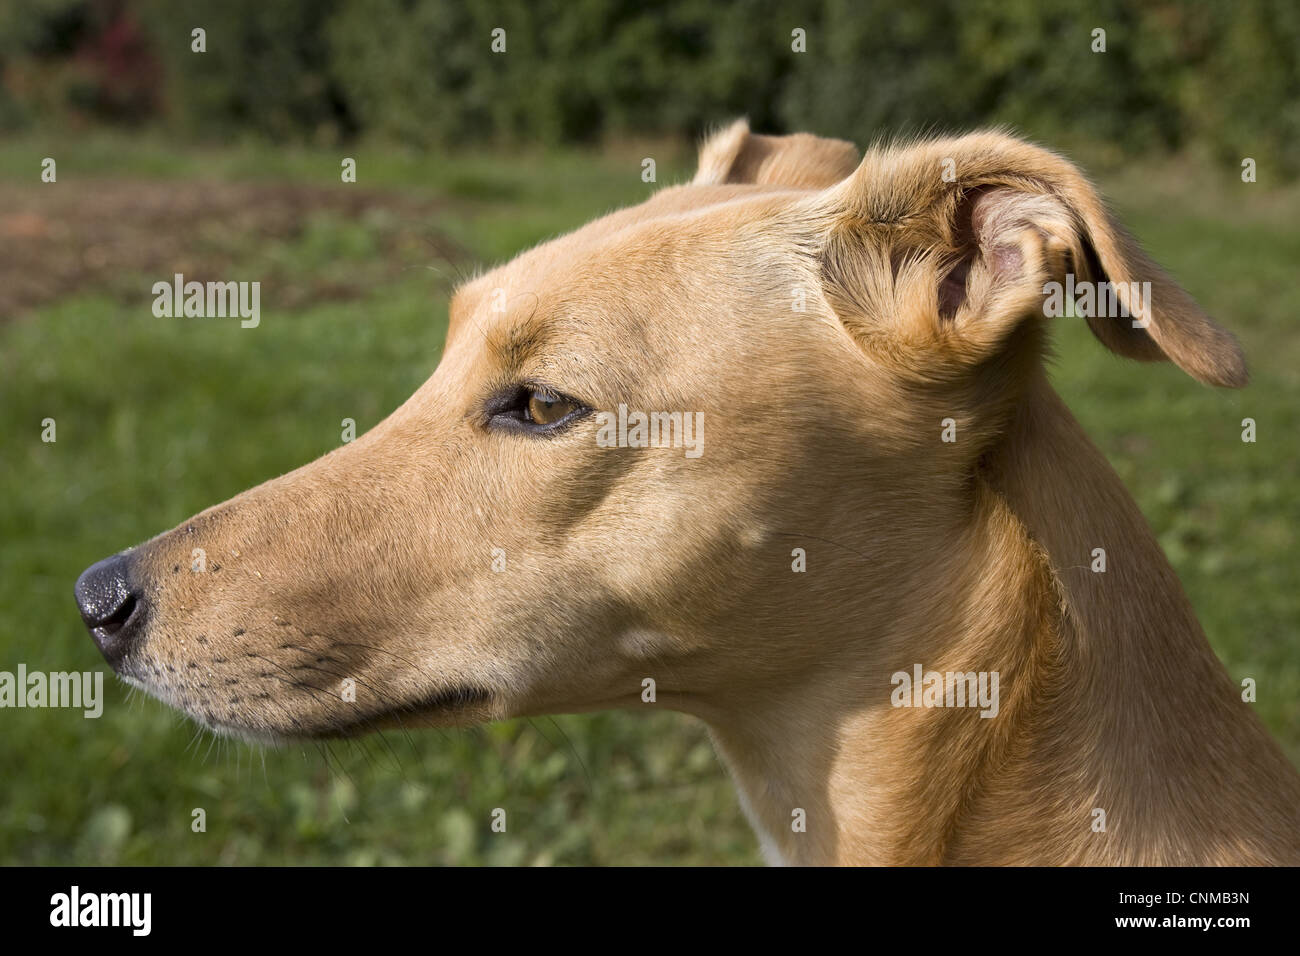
[76,120,1245,741]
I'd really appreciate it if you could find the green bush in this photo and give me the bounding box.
[137,0,351,142]
[7,0,1300,174]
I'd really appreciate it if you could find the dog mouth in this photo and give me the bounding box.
[120,663,494,743]
[305,684,494,739]
[231,683,494,742]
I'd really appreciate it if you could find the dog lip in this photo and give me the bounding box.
[299,685,493,740]
[412,685,492,712]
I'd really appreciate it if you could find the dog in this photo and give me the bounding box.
[75,120,1300,865]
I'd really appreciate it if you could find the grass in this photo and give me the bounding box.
[1,131,1296,865]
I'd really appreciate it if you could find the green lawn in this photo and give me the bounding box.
[1,133,1296,865]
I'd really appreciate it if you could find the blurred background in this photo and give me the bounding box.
[1,0,1297,864]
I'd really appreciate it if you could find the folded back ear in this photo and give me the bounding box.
[695,118,861,190]
[811,131,1247,387]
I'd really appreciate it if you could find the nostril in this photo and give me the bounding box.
[97,591,139,636]
[76,551,146,664]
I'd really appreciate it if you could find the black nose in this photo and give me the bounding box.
[75,551,145,664]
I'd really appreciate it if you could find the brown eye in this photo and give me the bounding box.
[526,388,577,425]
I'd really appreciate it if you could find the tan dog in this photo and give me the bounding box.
[75,121,1300,865]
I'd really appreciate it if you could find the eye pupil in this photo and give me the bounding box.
[526,388,574,425]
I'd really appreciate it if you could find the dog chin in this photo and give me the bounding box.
[198,717,295,747]
[124,669,494,744]
[112,671,291,745]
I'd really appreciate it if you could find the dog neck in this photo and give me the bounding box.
[706,370,1300,865]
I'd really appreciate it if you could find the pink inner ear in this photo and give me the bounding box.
[968,187,1032,261]
[938,188,1048,323]
[989,242,1024,279]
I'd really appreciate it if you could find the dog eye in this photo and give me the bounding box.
[526,388,577,425]
[484,385,588,434]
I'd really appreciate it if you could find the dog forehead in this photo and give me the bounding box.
[449,183,811,343]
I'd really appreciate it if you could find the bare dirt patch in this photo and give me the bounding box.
[0,181,466,319]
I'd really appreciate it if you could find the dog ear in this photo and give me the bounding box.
[694,118,861,190]
[813,131,1247,387]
